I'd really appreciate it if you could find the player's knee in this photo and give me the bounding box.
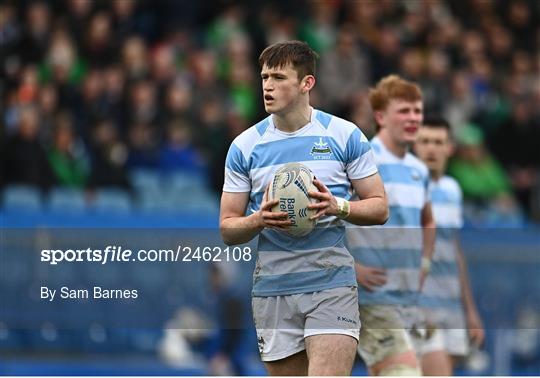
[378,364,422,376]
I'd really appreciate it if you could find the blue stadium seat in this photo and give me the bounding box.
[137,189,174,212]
[47,187,87,213]
[129,169,162,194]
[2,185,43,212]
[137,187,219,214]
[180,190,220,213]
[127,329,163,353]
[0,324,23,352]
[167,171,207,192]
[90,188,132,213]
[24,325,77,351]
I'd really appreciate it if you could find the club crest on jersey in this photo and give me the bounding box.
[310,137,333,160]
[411,168,422,181]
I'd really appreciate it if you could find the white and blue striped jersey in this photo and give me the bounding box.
[346,136,430,306]
[223,108,378,297]
[420,176,466,329]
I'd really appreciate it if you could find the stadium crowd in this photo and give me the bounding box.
[1,0,539,223]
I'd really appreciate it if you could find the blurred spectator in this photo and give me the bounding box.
[39,29,87,87]
[102,65,128,130]
[206,5,246,52]
[298,0,338,54]
[489,99,540,215]
[127,79,162,131]
[258,4,297,46]
[228,63,258,121]
[195,98,231,193]
[164,80,195,125]
[122,36,149,81]
[65,0,93,47]
[39,29,86,110]
[36,83,59,142]
[151,43,178,89]
[318,24,370,117]
[449,124,512,201]
[399,47,425,82]
[158,120,205,174]
[448,123,522,224]
[47,112,89,188]
[83,11,116,68]
[399,6,430,48]
[367,25,401,82]
[503,0,537,51]
[443,72,476,135]
[126,122,159,169]
[421,50,452,113]
[17,1,51,64]
[189,50,227,111]
[1,105,53,190]
[13,65,41,116]
[87,119,130,190]
[112,0,157,43]
[72,69,106,138]
[486,23,514,76]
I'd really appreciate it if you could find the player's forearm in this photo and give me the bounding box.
[346,197,388,226]
[220,213,263,245]
[421,221,436,261]
[421,206,436,261]
[456,240,479,315]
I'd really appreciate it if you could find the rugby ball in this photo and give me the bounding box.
[269,162,318,237]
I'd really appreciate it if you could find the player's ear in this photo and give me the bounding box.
[373,111,385,126]
[301,75,315,93]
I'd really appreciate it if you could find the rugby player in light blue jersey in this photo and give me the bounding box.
[413,117,485,375]
[346,75,436,376]
[220,41,388,376]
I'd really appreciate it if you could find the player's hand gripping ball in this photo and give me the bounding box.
[269,162,319,237]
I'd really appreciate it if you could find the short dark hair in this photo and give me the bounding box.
[422,116,451,132]
[258,40,318,81]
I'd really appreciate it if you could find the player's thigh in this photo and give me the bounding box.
[303,286,360,375]
[305,333,358,376]
[264,350,308,376]
[358,305,419,373]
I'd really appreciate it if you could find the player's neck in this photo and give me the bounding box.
[272,104,312,133]
[430,170,443,181]
[378,132,408,158]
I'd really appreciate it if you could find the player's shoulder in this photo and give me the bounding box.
[440,175,463,197]
[313,109,369,154]
[313,108,365,139]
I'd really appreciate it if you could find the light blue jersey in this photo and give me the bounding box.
[420,176,466,329]
[346,136,430,306]
[223,108,378,297]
